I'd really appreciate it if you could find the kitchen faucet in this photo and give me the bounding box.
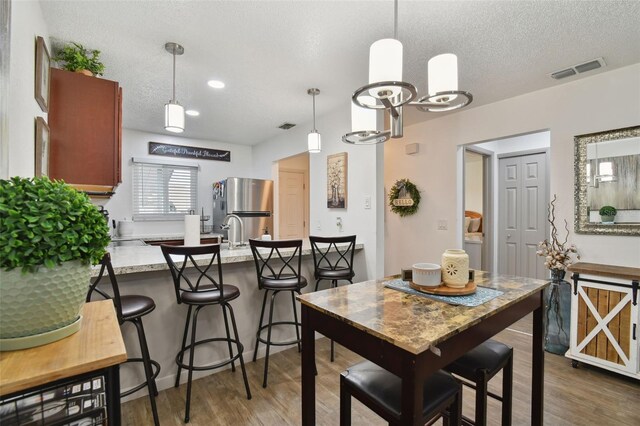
[221,214,245,248]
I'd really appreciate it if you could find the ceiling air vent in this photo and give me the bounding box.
[278,122,296,130]
[550,57,606,80]
[551,68,576,80]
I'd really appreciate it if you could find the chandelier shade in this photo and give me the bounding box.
[428,53,458,101]
[165,101,185,133]
[369,38,403,99]
[351,101,377,132]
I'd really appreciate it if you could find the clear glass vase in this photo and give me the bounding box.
[544,269,571,354]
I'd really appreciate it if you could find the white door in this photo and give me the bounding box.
[498,152,547,279]
[278,171,305,239]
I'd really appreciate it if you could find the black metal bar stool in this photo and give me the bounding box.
[161,244,251,423]
[340,360,462,426]
[249,238,308,388]
[444,339,513,426]
[309,235,356,361]
[87,253,160,426]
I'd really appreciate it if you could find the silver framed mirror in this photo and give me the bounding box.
[574,125,640,236]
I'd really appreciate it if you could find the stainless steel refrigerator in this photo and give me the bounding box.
[212,177,273,243]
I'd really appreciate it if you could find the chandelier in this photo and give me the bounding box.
[343,0,473,145]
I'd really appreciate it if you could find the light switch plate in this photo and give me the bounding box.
[364,196,371,209]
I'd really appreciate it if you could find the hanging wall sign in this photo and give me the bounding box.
[148,142,231,162]
[389,178,421,217]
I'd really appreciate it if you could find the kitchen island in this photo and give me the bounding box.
[93,241,364,399]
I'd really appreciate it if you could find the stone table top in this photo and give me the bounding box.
[297,272,549,355]
[94,242,363,277]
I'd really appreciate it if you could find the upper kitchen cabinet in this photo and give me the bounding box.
[48,68,122,196]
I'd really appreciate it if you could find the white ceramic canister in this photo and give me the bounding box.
[117,219,134,237]
[412,263,442,287]
[441,249,469,288]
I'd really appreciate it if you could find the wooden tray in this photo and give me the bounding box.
[410,280,476,296]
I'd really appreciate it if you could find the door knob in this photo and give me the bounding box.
[507,234,512,238]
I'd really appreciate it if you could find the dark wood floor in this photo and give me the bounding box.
[122,315,640,425]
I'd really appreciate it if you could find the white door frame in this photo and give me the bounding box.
[463,145,494,272]
[458,133,551,274]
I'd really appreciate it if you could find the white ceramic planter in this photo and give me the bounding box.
[441,249,469,288]
[0,260,90,350]
[412,263,441,287]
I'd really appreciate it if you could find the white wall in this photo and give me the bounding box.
[384,63,640,275]
[4,0,49,178]
[102,129,253,236]
[252,101,384,280]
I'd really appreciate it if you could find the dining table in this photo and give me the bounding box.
[298,272,549,426]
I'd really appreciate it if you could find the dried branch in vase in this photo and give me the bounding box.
[537,194,579,270]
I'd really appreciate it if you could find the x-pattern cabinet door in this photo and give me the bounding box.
[570,280,639,378]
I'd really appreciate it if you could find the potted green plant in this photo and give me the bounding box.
[599,205,617,223]
[0,177,110,350]
[53,42,105,77]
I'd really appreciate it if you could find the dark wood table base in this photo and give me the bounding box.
[301,291,545,425]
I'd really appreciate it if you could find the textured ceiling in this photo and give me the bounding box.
[40,0,640,146]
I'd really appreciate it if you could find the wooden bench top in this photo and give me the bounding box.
[568,262,640,282]
[0,300,127,397]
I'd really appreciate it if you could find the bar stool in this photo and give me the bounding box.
[87,253,160,426]
[309,235,356,361]
[340,360,462,426]
[249,239,307,388]
[444,339,513,426]
[161,244,251,423]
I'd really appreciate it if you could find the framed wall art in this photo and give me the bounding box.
[327,152,347,208]
[35,36,50,112]
[35,117,50,177]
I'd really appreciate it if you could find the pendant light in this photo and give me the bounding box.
[307,88,321,153]
[164,42,185,133]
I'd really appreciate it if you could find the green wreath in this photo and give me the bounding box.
[389,179,421,217]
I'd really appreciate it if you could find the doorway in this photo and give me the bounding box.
[461,131,550,279]
[276,153,309,239]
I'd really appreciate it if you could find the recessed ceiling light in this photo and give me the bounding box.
[185,110,200,116]
[207,80,225,89]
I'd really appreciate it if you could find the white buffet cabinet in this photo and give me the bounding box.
[566,262,639,380]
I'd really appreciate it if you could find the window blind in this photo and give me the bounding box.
[132,161,198,221]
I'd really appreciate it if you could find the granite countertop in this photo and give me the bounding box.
[111,233,223,242]
[95,242,364,277]
[297,272,549,355]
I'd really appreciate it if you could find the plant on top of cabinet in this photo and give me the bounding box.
[53,42,105,76]
[0,177,110,351]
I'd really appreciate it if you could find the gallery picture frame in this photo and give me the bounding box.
[35,116,50,177]
[35,36,50,113]
[327,152,348,209]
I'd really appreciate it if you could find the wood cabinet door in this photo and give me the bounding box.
[571,280,638,375]
[49,69,120,187]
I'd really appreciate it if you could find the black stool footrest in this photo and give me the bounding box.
[256,321,302,347]
[176,338,245,371]
[120,357,161,398]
